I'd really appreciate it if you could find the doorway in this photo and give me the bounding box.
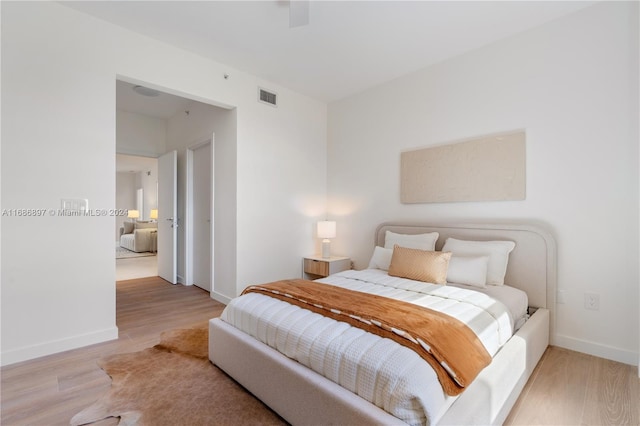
[115,77,236,298]
[115,153,159,281]
[186,138,213,291]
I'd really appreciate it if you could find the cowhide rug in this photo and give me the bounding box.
[71,324,286,426]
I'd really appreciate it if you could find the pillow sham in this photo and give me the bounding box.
[441,238,515,286]
[384,231,439,251]
[367,246,393,271]
[388,245,451,285]
[446,255,490,288]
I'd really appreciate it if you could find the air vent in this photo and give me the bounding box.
[258,87,277,107]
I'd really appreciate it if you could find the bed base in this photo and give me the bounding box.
[209,308,548,425]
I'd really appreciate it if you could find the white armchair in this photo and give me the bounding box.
[119,221,157,253]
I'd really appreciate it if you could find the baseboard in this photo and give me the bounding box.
[554,333,638,366]
[177,274,185,285]
[1,326,119,367]
[211,290,232,305]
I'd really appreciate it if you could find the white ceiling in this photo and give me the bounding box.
[116,80,194,119]
[66,1,595,103]
[116,153,158,173]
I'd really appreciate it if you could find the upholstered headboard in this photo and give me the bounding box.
[375,221,556,316]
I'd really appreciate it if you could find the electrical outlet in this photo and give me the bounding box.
[584,292,600,311]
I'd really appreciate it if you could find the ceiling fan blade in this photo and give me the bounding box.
[289,0,309,28]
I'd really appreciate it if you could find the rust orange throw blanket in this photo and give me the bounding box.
[243,279,491,396]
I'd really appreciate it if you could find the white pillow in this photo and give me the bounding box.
[441,238,515,286]
[384,231,439,251]
[446,255,489,288]
[367,246,393,271]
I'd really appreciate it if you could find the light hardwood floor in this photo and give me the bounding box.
[1,277,224,426]
[115,255,158,281]
[2,277,638,426]
[505,345,639,425]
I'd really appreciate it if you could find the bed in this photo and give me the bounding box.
[209,222,556,425]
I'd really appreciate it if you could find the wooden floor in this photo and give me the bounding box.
[505,345,640,425]
[1,277,225,426]
[2,277,638,426]
[115,254,157,281]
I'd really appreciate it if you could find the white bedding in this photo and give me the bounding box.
[220,269,525,425]
[448,280,529,331]
[320,269,528,336]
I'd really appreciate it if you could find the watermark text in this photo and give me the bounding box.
[2,208,129,217]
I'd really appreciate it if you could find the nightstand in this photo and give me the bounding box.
[303,255,351,280]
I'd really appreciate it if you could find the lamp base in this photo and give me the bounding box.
[321,239,331,259]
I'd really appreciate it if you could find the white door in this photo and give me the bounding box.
[158,150,177,284]
[192,142,212,290]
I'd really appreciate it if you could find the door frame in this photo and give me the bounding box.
[185,135,214,290]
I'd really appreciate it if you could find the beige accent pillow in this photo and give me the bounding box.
[388,245,452,285]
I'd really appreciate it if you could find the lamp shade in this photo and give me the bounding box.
[127,210,140,219]
[150,209,158,219]
[317,221,336,239]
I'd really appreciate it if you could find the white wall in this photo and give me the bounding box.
[1,2,326,365]
[235,92,328,286]
[165,100,238,302]
[134,166,158,222]
[327,2,639,365]
[115,172,137,241]
[116,110,166,157]
[164,93,329,303]
[115,110,163,222]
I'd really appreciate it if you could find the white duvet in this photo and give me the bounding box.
[221,269,517,425]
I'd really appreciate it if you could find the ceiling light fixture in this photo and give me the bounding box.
[132,85,160,97]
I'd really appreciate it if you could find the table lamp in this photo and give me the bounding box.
[317,221,336,259]
[128,209,140,223]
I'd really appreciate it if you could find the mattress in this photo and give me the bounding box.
[220,269,525,425]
